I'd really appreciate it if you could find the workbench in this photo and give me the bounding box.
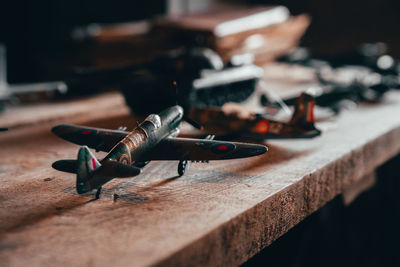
[1,90,400,266]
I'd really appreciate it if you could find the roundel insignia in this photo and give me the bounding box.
[81,129,92,135]
[256,120,269,134]
[119,154,130,165]
[211,143,235,154]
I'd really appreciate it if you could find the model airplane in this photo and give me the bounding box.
[187,92,321,140]
[52,105,267,197]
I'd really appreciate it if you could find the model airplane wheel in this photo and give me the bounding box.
[95,187,102,199]
[178,160,190,176]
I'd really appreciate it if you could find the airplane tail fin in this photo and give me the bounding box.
[289,92,317,131]
[76,145,101,194]
[53,146,141,194]
[76,146,141,193]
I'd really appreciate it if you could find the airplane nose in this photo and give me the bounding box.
[174,105,184,115]
[170,105,184,120]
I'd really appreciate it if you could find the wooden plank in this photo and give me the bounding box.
[1,91,400,266]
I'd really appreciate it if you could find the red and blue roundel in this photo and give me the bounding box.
[119,154,130,165]
[211,143,235,154]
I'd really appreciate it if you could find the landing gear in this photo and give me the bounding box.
[95,187,102,199]
[178,160,190,177]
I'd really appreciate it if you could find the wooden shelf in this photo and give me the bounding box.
[1,91,400,266]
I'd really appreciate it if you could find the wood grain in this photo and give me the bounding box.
[1,91,400,266]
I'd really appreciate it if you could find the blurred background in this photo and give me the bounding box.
[1,0,399,83]
[1,1,400,266]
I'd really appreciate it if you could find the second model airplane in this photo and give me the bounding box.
[52,105,267,197]
[187,93,321,140]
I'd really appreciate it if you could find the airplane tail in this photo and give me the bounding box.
[76,145,101,194]
[288,92,317,131]
[53,146,142,194]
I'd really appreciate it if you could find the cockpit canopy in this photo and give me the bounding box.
[143,114,162,130]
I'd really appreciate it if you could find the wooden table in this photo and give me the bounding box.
[1,90,400,266]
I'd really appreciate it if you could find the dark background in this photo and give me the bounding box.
[247,0,400,55]
[1,0,399,82]
[0,1,166,82]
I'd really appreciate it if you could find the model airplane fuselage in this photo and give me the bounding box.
[104,106,182,165]
[52,105,267,195]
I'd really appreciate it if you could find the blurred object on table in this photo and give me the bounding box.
[119,47,264,114]
[150,5,309,65]
[0,44,67,111]
[73,5,310,68]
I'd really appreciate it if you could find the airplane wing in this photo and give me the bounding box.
[52,124,128,152]
[140,137,267,161]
